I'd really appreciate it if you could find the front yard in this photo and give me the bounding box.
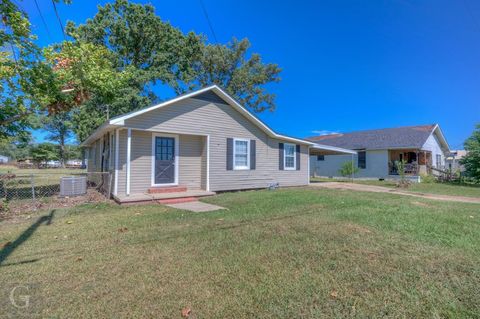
[1,187,479,318]
[311,177,480,198]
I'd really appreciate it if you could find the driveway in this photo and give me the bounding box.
[311,182,480,204]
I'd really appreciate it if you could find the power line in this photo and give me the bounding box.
[34,0,53,41]
[198,0,218,42]
[51,0,66,40]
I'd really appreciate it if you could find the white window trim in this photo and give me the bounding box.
[233,138,250,170]
[284,143,296,170]
[151,132,179,187]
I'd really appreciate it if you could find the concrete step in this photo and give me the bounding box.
[158,197,198,204]
[148,185,187,194]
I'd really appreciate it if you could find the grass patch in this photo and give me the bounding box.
[1,188,479,318]
[311,177,480,198]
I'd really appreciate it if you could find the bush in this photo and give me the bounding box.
[420,174,436,184]
[339,161,359,178]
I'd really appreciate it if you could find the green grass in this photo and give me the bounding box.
[1,188,479,318]
[311,177,480,198]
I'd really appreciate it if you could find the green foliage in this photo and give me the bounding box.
[339,161,359,177]
[460,124,480,181]
[420,173,436,184]
[395,160,411,188]
[66,0,281,142]
[31,143,59,163]
[0,0,42,139]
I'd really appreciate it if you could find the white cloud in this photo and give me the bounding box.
[311,130,339,136]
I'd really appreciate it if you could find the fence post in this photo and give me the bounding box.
[30,174,36,209]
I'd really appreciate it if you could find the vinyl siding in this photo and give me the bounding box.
[310,150,389,178]
[421,133,446,168]
[123,97,309,192]
[179,135,204,190]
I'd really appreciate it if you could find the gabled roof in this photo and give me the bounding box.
[81,85,316,147]
[307,124,450,151]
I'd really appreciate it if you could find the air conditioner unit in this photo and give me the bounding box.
[60,176,87,197]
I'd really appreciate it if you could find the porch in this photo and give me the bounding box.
[388,149,432,176]
[112,128,211,203]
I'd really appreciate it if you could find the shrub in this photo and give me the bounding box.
[420,174,436,184]
[339,161,359,178]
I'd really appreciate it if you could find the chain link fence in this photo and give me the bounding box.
[0,171,112,215]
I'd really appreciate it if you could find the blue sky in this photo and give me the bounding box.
[21,0,479,149]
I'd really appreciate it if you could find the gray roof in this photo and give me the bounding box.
[306,124,437,150]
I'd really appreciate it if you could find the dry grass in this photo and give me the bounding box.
[1,188,479,318]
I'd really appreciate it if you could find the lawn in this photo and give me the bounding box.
[311,177,480,198]
[1,187,479,318]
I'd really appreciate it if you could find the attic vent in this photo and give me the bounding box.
[60,176,87,197]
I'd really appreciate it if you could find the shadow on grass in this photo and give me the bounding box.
[0,210,55,266]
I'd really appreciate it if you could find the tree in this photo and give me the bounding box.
[339,161,359,178]
[176,38,282,113]
[460,124,480,180]
[67,0,281,121]
[42,41,134,142]
[42,112,73,167]
[0,0,71,140]
[31,143,59,164]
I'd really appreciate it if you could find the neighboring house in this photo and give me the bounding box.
[81,85,353,203]
[308,124,450,182]
[445,150,467,172]
[0,155,9,164]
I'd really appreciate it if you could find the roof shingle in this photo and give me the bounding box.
[306,125,436,150]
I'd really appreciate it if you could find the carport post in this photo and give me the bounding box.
[351,154,355,181]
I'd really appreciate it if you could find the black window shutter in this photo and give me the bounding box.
[358,151,366,169]
[226,138,233,170]
[279,143,284,170]
[250,140,256,170]
[296,145,301,170]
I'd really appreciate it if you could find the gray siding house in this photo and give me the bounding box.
[81,85,352,203]
[308,124,450,182]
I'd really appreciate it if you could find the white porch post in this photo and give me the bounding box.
[126,128,131,196]
[206,135,210,191]
[114,129,119,196]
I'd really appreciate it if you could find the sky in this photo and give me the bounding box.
[20,0,480,149]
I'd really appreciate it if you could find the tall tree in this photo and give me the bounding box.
[66,0,281,118]
[460,124,480,180]
[0,0,71,140]
[42,41,133,142]
[177,38,282,112]
[42,112,72,167]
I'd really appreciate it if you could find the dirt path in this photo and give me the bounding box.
[311,182,480,204]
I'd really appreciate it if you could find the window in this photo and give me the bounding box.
[317,155,325,161]
[284,143,296,170]
[234,139,250,169]
[358,151,366,169]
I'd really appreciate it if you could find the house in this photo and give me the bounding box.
[445,150,467,173]
[81,85,354,203]
[308,124,450,182]
[0,155,8,164]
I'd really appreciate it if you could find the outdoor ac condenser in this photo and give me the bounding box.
[60,176,87,197]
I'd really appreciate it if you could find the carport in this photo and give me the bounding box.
[309,143,357,178]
